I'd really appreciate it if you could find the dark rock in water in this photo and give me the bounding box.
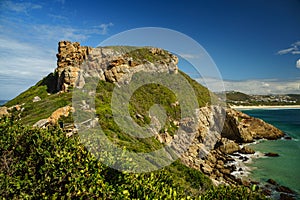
[265,152,279,157]
[251,180,260,185]
[239,156,249,162]
[284,136,292,140]
[239,146,255,154]
[276,185,295,194]
[232,153,240,157]
[262,189,272,196]
[280,193,296,200]
[225,157,235,163]
[267,178,278,185]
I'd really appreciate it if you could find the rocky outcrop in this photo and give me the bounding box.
[55,41,178,92]
[42,41,286,187]
[33,105,74,128]
[222,108,284,142]
[0,107,9,118]
[180,106,285,185]
[56,41,91,92]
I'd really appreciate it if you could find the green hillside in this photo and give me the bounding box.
[1,46,266,199]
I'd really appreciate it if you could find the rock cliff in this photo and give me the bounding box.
[3,41,285,187]
[180,106,284,185]
[55,41,178,92]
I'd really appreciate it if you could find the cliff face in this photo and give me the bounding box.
[3,41,285,186]
[180,106,284,184]
[55,41,178,92]
[56,41,91,92]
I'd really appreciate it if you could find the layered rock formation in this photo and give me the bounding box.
[180,106,284,185]
[33,41,285,186]
[56,41,91,92]
[55,41,178,92]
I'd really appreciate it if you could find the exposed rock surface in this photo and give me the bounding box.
[222,108,284,142]
[55,41,178,92]
[180,106,285,185]
[33,41,287,188]
[33,105,74,128]
[33,96,41,102]
[56,41,91,92]
[0,107,9,118]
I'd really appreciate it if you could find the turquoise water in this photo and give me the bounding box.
[242,109,300,195]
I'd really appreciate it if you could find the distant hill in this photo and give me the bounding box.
[221,91,300,106]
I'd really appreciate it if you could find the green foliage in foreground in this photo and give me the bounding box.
[0,117,267,199]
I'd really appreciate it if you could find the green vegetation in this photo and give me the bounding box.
[0,116,267,199]
[2,47,267,199]
[225,91,251,101]
[5,75,71,125]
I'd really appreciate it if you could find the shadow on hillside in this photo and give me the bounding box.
[37,73,59,94]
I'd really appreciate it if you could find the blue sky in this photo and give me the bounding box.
[0,0,300,99]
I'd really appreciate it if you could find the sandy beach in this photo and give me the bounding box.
[230,105,300,110]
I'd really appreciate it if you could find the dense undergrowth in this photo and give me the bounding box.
[0,117,267,199]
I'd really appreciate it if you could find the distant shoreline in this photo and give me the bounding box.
[230,105,300,110]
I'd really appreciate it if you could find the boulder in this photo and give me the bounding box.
[276,186,295,194]
[267,178,278,185]
[218,138,240,154]
[265,152,279,157]
[223,108,284,142]
[48,105,74,125]
[201,163,213,174]
[239,146,255,154]
[33,96,41,102]
[33,119,49,128]
[0,106,9,117]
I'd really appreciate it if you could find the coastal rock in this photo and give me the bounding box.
[280,193,296,200]
[276,186,295,194]
[222,108,284,142]
[265,152,279,157]
[267,178,278,185]
[218,138,240,154]
[239,146,255,154]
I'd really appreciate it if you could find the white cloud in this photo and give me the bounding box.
[0,37,55,78]
[31,23,114,42]
[93,23,114,35]
[297,59,300,69]
[277,47,295,55]
[196,77,300,94]
[0,1,42,14]
[277,41,300,55]
[178,53,201,59]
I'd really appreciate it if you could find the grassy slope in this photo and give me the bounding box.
[3,47,266,198]
[3,47,214,196]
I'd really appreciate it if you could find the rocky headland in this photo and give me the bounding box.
[1,41,294,199]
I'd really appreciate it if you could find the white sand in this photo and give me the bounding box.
[230,105,300,110]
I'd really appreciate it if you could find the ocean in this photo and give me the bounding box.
[242,109,300,196]
[0,100,7,106]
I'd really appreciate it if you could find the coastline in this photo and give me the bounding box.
[230,105,300,110]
